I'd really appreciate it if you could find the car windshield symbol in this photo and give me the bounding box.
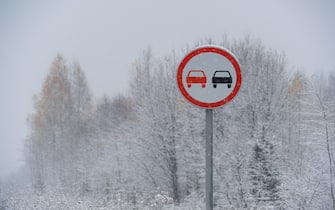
[212,71,232,88]
[186,70,207,88]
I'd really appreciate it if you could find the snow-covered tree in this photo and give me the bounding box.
[249,135,281,207]
[280,71,335,209]
[128,48,183,202]
[311,73,335,209]
[26,54,73,190]
[26,54,95,193]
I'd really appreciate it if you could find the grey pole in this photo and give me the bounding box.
[205,109,213,210]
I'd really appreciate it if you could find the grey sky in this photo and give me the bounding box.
[1,0,334,180]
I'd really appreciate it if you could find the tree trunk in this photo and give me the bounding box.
[316,93,335,209]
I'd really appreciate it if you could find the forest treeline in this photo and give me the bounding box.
[1,36,335,209]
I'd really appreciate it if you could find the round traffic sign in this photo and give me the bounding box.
[177,45,242,108]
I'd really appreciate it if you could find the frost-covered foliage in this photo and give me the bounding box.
[2,36,335,209]
[0,185,176,210]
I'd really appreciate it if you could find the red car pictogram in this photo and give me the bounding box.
[186,70,207,88]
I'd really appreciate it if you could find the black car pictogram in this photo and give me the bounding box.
[212,71,232,88]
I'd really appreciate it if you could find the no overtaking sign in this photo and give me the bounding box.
[177,45,242,108]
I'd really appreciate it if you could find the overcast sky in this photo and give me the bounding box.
[0,0,334,181]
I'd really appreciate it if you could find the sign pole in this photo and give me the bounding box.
[205,108,213,210]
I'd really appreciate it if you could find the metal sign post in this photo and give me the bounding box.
[205,109,213,210]
[176,45,242,210]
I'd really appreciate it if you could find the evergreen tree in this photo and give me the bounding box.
[249,127,281,208]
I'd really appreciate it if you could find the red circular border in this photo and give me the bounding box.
[177,46,242,108]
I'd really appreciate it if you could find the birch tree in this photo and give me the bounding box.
[26,54,94,192]
[281,71,334,209]
[28,54,73,189]
[311,74,335,209]
[128,48,188,203]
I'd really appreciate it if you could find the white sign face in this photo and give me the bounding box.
[177,46,242,108]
